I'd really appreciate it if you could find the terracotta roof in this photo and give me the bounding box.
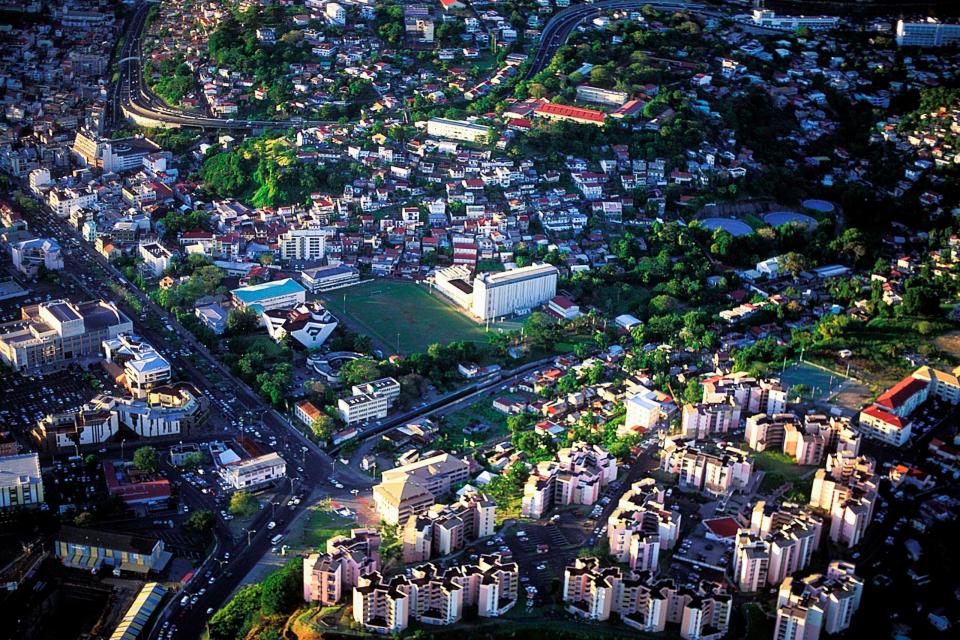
[861,405,905,429]
[875,375,927,410]
[534,102,606,123]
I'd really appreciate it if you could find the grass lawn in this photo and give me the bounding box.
[440,399,509,446]
[754,450,816,494]
[320,280,490,354]
[298,506,354,549]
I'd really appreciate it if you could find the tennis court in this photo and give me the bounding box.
[780,362,850,401]
[320,279,489,354]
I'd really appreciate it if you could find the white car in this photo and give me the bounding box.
[267,521,276,530]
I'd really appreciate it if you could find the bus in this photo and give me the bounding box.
[270,534,284,546]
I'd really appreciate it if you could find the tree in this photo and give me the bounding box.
[778,252,810,278]
[260,559,303,616]
[180,451,205,471]
[310,414,336,441]
[226,307,260,335]
[133,446,160,473]
[73,511,95,527]
[208,584,263,640]
[229,491,259,517]
[338,358,381,387]
[186,509,216,534]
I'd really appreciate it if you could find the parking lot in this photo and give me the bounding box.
[1,366,122,447]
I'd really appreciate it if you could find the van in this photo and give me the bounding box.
[271,534,284,545]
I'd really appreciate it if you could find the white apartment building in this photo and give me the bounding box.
[775,562,863,640]
[576,84,629,106]
[624,385,666,433]
[278,226,330,262]
[48,187,96,217]
[220,452,287,490]
[733,502,822,592]
[471,263,558,320]
[660,438,753,496]
[606,478,681,572]
[896,19,960,47]
[426,117,491,144]
[338,393,389,424]
[138,242,173,277]
[680,401,740,440]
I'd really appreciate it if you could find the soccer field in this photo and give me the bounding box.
[320,280,489,354]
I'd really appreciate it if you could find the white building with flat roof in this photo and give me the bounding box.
[220,452,287,490]
[471,263,558,320]
[896,19,960,47]
[426,118,491,144]
[0,453,44,509]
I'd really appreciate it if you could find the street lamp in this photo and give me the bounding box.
[121,438,127,462]
[242,528,256,547]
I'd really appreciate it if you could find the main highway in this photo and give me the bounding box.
[114,1,708,131]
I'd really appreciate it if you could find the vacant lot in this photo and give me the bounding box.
[320,279,489,353]
[754,450,816,495]
[297,505,354,549]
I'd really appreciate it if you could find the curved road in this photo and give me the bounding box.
[115,1,708,130]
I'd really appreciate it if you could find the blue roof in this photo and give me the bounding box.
[231,278,306,304]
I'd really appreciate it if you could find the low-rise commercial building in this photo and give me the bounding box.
[219,452,286,490]
[103,333,171,398]
[55,526,171,575]
[300,264,360,292]
[896,19,960,47]
[426,117,491,144]
[230,278,307,312]
[0,298,132,373]
[10,238,63,278]
[262,301,338,350]
[0,453,44,509]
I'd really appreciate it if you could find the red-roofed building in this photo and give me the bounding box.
[874,375,929,416]
[534,101,607,126]
[858,405,911,447]
[103,461,171,507]
[703,517,741,540]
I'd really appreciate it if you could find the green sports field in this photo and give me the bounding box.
[320,280,490,354]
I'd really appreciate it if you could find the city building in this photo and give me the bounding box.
[659,438,753,496]
[895,19,960,47]
[303,529,381,605]
[607,478,681,572]
[102,333,171,398]
[54,526,171,575]
[426,117,491,144]
[733,502,822,592]
[337,376,401,426]
[103,461,171,508]
[680,400,740,440]
[0,453,44,509]
[137,242,173,277]
[262,301,338,350]
[300,264,360,293]
[563,559,732,639]
[701,373,787,415]
[380,453,470,499]
[34,404,120,451]
[230,278,307,312]
[747,10,839,32]
[774,562,863,640]
[219,452,286,490]
[471,263,558,320]
[809,453,878,549]
[401,492,496,562]
[575,85,629,106]
[278,226,329,263]
[294,400,324,429]
[0,298,133,373]
[624,385,673,433]
[352,554,518,632]
[534,101,607,126]
[194,303,228,335]
[521,442,617,518]
[109,383,209,438]
[10,238,63,278]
